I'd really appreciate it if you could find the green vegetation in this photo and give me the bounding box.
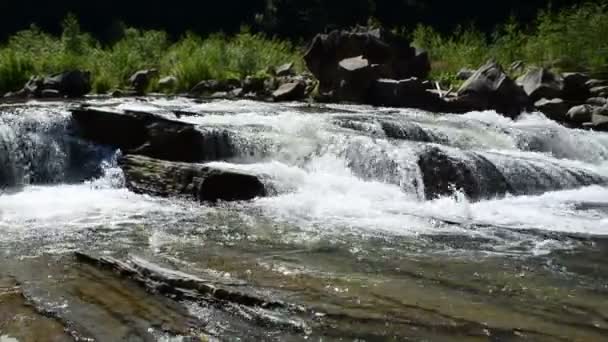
[1,2,607,95]
[0,15,303,94]
[412,1,608,85]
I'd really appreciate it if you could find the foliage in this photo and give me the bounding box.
[413,1,608,84]
[0,16,303,94]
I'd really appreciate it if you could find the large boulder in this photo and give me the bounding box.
[368,78,441,110]
[129,69,159,95]
[71,107,235,162]
[590,86,608,98]
[566,104,594,124]
[272,81,306,102]
[304,27,429,100]
[333,56,378,102]
[119,155,266,202]
[588,105,608,131]
[457,61,530,118]
[190,79,241,95]
[516,68,564,102]
[6,70,91,98]
[562,72,590,102]
[587,97,607,106]
[534,98,569,122]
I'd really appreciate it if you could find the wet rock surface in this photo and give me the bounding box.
[119,154,267,202]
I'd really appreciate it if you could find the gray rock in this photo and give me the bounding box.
[535,98,568,122]
[157,76,178,90]
[590,105,608,131]
[190,79,240,95]
[129,69,158,95]
[275,62,295,77]
[586,79,608,88]
[590,86,608,97]
[516,68,564,102]
[71,107,234,163]
[458,61,530,118]
[586,97,607,106]
[119,155,266,202]
[368,78,441,110]
[334,56,377,102]
[509,60,525,74]
[304,27,428,99]
[562,72,591,102]
[40,89,61,98]
[272,81,306,102]
[242,76,267,94]
[566,104,594,124]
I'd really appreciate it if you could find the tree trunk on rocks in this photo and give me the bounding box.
[119,154,267,202]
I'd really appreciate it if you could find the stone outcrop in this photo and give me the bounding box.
[535,98,568,122]
[304,27,430,103]
[5,70,91,98]
[71,107,234,162]
[129,69,158,95]
[455,61,530,118]
[272,81,306,102]
[516,68,564,102]
[119,154,267,202]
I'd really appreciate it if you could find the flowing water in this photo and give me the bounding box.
[1,98,608,341]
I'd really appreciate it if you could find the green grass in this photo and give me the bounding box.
[0,17,304,95]
[412,1,608,86]
[2,3,606,95]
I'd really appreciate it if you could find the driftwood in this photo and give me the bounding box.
[74,252,309,332]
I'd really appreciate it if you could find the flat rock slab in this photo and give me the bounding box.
[119,154,267,202]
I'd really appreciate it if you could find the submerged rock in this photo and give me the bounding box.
[119,154,267,202]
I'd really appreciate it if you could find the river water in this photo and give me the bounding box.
[1,98,607,341]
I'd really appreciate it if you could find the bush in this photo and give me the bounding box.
[413,1,608,85]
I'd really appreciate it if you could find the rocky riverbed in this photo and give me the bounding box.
[1,97,608,341]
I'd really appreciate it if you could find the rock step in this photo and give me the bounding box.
[71,107,235,162]
[119,154,267,202]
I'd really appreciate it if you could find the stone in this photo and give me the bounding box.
[40,89,61,98]
[157,76,178,90]
[535,98,569,122]
[456,68,476,80]
[304,27,428,100]
[119,154,266,202]
[129,69,158,95]
[566,104,594,124]
[457,61,530,118]
[590,86,608,98]
[242,76,266,94]
[334,56,377,102]
[586,79,608,88]
[43,70,91,98]
[71,107,235,163]
[590,106,608,131]
[516,68,564,102]
[368,78,441,110]
[562,72,591,102]
[190,79,240,95]
[272,81,306,102]
[586,97,607,106]
[275,62,295,76]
